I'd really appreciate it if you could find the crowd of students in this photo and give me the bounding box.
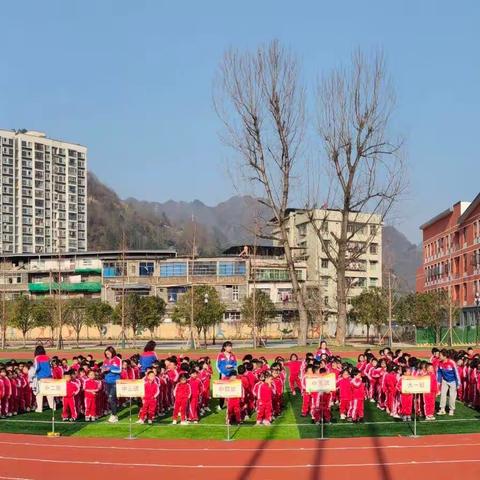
[0,340,479,426]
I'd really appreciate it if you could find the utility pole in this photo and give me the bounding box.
[189,216,197,350]
[56,250,63,350]
[387,270,393,348]
[120,230,127,349]
[1,256,7,350]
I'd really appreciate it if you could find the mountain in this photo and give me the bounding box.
[382,225,422,292]
[87,172,421,288]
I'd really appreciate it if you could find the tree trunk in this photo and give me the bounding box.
[335,214,349,346]
[204,329,207,348]
[23,332,27,348]
[76,330,80,348]
[282,234,309,346]
[366,324,370,344]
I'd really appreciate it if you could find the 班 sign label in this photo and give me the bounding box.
[305,373,336,393]
[212,380,243,398]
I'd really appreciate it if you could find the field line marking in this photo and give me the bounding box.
[1,455,480,469]
[0,439,480,453]
[0,477,33,480]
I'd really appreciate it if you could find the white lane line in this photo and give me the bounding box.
[0,439,479,453]
[1,417,477,426]
[0,455,480,469]
[0,476,33,480]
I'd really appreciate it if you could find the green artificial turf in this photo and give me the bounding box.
[2,356,479,440]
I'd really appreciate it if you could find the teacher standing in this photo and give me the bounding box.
[102,346,122,423]
[216,341,237,410]
[33,345,53,413]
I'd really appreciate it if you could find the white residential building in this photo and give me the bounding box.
[275,208,382,313]
[0,129,87,254]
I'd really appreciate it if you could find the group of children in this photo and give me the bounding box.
[1,344,479,426]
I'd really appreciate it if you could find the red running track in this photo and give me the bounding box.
[0,432,479,480]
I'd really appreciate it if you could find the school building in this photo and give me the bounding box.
[416,192,480,326]
[0,247,307,342]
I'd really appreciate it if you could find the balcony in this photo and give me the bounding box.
[28,281,102,293]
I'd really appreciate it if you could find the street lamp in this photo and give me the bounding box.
[475,292,480,346]
[204,293,209,305]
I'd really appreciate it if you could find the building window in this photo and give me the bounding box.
[370,243,378,255]
[218,261,246,276]
[370,277,378,287]
[139,262,154,276]
[167,287,187,303]
[277,288,293,303]
[160,262,187,277]
[189,261,217,276]
[321,258,329,269]
[370,225,378,235]
[224,311,241,322]
[321,276,329,288]
[370,260,378,271]
[232,285,239,302]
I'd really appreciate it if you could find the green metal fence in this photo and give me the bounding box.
[415,326,479,345]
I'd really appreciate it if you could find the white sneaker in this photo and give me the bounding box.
[85,416,90,422]
[263,420,271,425]
[136,419,144,424]
[448,410,455,416]
[205,407,211,412]
[108,415,119,423]
[180,421,189,425]
[437,409,446,416]
[172,420,177,425]
[340,413,346,420]
[216,405,222,412]
[244,415,250,420]
[147,420,153,424]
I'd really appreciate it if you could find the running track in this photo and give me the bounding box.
[1,432,479,480]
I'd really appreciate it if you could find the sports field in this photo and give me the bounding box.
[1,352,479,441]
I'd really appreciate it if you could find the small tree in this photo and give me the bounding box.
[350,287,388,343]
[241,290,276,346]
[172,285,225,347]
[114,293,145,339]
[9,295,34,347]
[31,297,57,338]
[85,300,114,345]
[64,298,90,347]
[142,296,166,338]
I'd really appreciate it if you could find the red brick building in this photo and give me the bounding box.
[416,193,480,326]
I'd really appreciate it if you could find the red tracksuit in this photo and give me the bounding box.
[385,371,398,415]
[285,360,302,393]
[397,377,413,417]
[348,378,365,421]
[84,379,101,418]
[423,372,438,417]
[272,377,284,416]
[62,380,81,420]
[301,375,312,416]
[139,380,160,421]
[188,377,203,421]
[311,391,331,422]
[167,368,180,408]
[173,382,191,422]
[199,369,212,409]
[337,377,352,416]
[1,376,11,416]
[255,382,274,422]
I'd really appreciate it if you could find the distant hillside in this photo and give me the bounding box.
[87,172,421,288]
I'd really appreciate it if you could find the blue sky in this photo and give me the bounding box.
[0,0,478,243]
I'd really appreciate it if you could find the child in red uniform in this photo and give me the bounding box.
[199,361,212,413]
[285,354,302,395]
[255,372,275,425]
[226,370,243,424]
[62,371,81,421]
[337,369,352,420]
[237,364,251,419]
[137,370,160,424]
[84,369,101,421]
[245,363,257,415]
[301,365,314,417]
[311,368,331,424]
[423,363,437,421]
[172,373,191,425]
[385,364,399,417]
[397,367,413,422]
[188,368,203,423]
[348,369,365,422]
[271,367,284,418]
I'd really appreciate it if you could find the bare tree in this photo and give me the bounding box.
[215,40,310,345]
[308,50,407,345]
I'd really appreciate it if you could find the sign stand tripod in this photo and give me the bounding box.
[126,397,135,440]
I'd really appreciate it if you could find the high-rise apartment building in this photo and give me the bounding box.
[0,129,87,254]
